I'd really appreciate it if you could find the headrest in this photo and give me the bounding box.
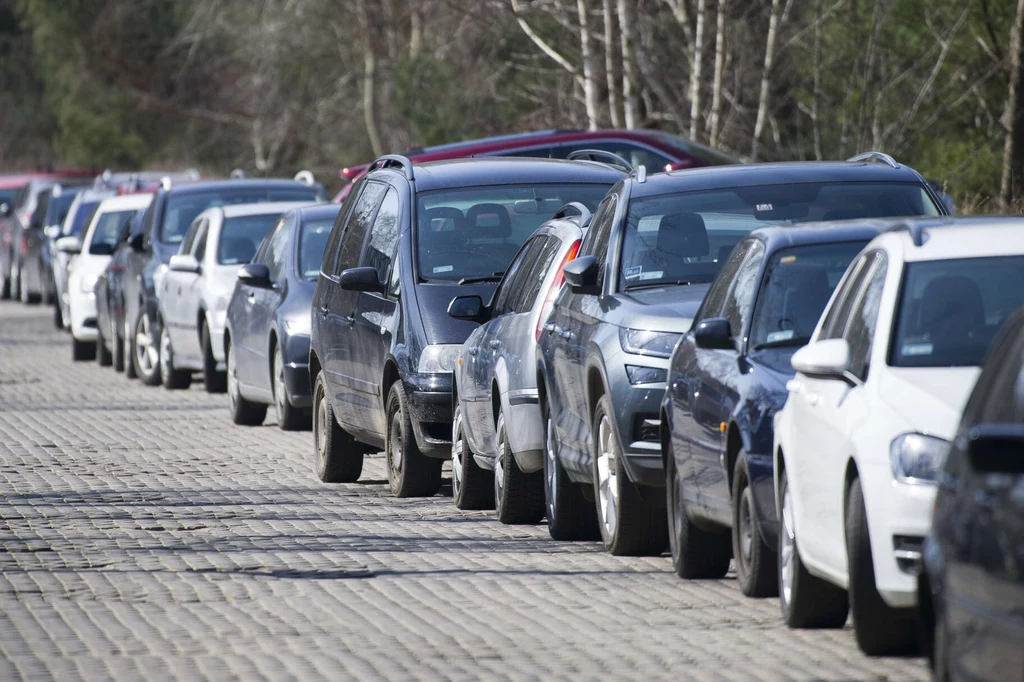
[424,207,465,233]
[466,203,512,239]
[919,275,985,327]
[657,213,709,258]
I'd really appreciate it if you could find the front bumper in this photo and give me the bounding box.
[608,355,670,488]
[283,362,312,408]
[405,372,453,459]
[69,289,98,341]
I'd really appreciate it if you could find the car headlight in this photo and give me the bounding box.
[890,433,949,483]
[283,313,311,337]
[417,344,462,374]
[619,328,682,359]
[80,273,99,294]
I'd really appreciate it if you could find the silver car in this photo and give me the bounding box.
[449,205,590,523]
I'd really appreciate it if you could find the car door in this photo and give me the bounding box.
[163,217,202,354]
[179,219,210,363]
[248,217,290,392]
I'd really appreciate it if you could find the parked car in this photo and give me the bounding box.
[310,155,622,495]
[61,194,154,361]
[448,203,591,522]
[333,128,739,201]
[773,217,1024,656]
[920,305,1024,682]
[158,202,314,392]
[17,183,85,304]
[96,210,147,372]
[539,153,949,557]
[224,203,342,428]
[661,223,881,595]
[122,178,326,387]
[53,188,116,329]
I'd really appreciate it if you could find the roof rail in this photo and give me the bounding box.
[628,164,647,184]
[160,176,172,191]
[847,151,900,169]
[368,154,415,181]
[887,221,926,247]
[551,202,593,224]
[293,170,316,185]
[566,149,632,172]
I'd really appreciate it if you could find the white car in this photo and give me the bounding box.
[157,202,314,392]
[60,194,153,361]
[772,217,1024,656]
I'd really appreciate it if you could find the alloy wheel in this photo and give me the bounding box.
[389,410,404,474]
[274,347,287,421]
[544,416,558,518]
[315,387,328,471]
[451,409,466,499]
[493,419,506,508]
[135,314,157,373]
[780,485,796,607]
[227,346,239,412]
[737,487,755,575]
[595,413,619,539]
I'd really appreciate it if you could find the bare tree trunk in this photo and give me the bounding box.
[752,0,790,160]
[578,0,599,130]
[1001,0,1024,208]
[409,0,423,58]
[357,0,383,157]
[811,0,823,159]
[709,0,727,148]
[603,0,622,127]
[688,0,707,140]
[617,0,638,128]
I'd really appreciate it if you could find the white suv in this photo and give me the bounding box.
[772,218,1024,656]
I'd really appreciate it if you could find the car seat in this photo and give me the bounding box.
[465,203,518,262]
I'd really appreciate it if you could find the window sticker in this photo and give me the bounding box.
[624,265,642,279]
[780,255,797,265]
[433,265,454,274]
[901,342,933,357]
[766,330,795,344]
[638,270,663,281]
[756,203,774,212]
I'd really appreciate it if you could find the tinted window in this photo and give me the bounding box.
[0,189,17,206]
[891,256,1024,368]
[160,188,317,244]
[820,254,873,340]
[516,236,562,313]
[46,192,78,226]
[619,182,940,291]
[844,252,887,379]
[364,188,400,284]
[264,220,289,282]
[321,180,365,276]
[494,237,544,316]
[722,240,764,343]
[218,214,281,265]
[698,240,753,321]
[415,183,610,282]
[179,218,203,255]
[337,182,387,272]
[299,218,335,280]
[749,241,868,350]
[89,210,139,255]
[561,141,672,172]
[193,223,209,260]
[582,193,617,288]
[66,201,101,237]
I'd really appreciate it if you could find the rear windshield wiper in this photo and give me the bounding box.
[752,336,811,351]
[625,279,695,291]
[458,271,505,285]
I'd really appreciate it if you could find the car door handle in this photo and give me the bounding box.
[318,305,328,318]
[344,314,355,325]
[488,339,501,349]
[467,347,479,356]
[559,330,574,340]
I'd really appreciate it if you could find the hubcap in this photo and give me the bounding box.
[274,349,287,420]
[389,410,403,473]
[670,459,685,558]
[738,487,754,570]
[596,414,619,539]
[545,416,558,519]
[316,388,328,469]
[136,315,157,373]
[451,409,464,498]
[227,347,238,409]
[781,486,796,607]
[493,417,505,508]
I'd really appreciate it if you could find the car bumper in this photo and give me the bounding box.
[405,372,453,459]
[609,356,670,488]
[283,362,312,408]
[69,289,98,341]
[507,390,544,473]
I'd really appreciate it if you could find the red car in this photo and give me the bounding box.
[332,128,739,201]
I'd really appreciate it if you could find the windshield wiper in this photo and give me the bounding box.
[458,271,505,285]
[752,336,811,351]
[625,279,695,291]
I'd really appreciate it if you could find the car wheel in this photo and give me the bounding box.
[227,340,266,426]
[201,323,226,393]
[71,337,96,362]
[845,477,918,655]
[931,596,951,682]
[592,394,667,556]
[666,441,731,577]
[0,270,9,300]
[131,311,160,385]
[493,408,545,524]
[272,343,309,430]
[451,402,494,510]
[112,329,125,372]
[385,379,442,497]
[159,324,192,390]
[778,469,849,627]
[123,316,137,378]
[95,322,113,367]
[313,370,363,482]
[543,399,598,540]
[731,452,778,597]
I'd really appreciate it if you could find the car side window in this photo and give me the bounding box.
[583,194,618,288]
[820,253,872,340]
[265,220,290,283]
[721,240,764,344]
[335,181,387,275]
[321,178,367,277]
[697,239,753,322]
[192,221,209,261]
[842,251,887,380]
[493,237,542,316]
[179,218,201,255]
[515,236,561,313]
[363,187,400,285]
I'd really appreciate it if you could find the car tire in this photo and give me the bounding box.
[451,402,494,510]
[543,399,598,540]
[201,322,226,393]
[493,408,545,524]
[112,330,126,372]
[592,394,667,556]
[130,311,160,385]
[845,477,918,655]
[227,340,266,426]
[10,266,19,301]
[95,323,113,367]
[313,370,363,483]
[273,343,309,430]
[19,270,39,304]
[931,597,951,682]
[0,270,9,300]
[666,442,731,577]
[71,337,96,362]
[732,452,778,597]
[123,316,137,378]
[385,379,442,497]
[778,469,849,628]
[159,324,192,390]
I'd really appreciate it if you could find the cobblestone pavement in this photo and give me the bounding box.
[0,301,928,681]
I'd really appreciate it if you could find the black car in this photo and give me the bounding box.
[540,153,949,557]
[122,178,326,386]
[225,204,341,430]
[661,223,881,595]
[310,155,622,495]
[920,306,1024,681]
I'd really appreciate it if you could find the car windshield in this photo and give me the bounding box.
[161,188,318,244]
[891,256,1024,368]
[620,181,941,291]
[89,209,139,255]
[299,218,334,280]
[47,192,79,226]
[65,201,101,237]
[749,242,869,350]
[0,189,18,207]
[218,214,281,265]
[415,183,610,282]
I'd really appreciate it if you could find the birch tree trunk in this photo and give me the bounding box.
[603,0,622,127]
[409,0,423,59]
[617,0,639,128]
[356,0,383,157]
[688,0,707,140]
[1001,0,1024,208]
[751,0,788,160]
[811,0,823,160]
[709,0,727,148]
[578,0,599,130]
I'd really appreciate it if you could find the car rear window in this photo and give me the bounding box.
[218,214,282,265]
[162,188,319,244]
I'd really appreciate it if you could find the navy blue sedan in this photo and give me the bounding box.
[224,204,341,429]
[660,222,881,596]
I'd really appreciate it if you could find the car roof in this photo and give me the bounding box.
[748,220,886,252]
[293,203,343,222]
[866,217,1024,262]
[95,193,155,212]
[0,171,95,190]
[207,201,317,219]
[161,179,319,196]
[391,157,626,192]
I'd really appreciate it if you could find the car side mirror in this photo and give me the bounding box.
[128,232,144,252]
[448,295,489,322]
[238,263,273,289]
[339,266,384,293]
[694,317,734,350]
[168,254,201,274]
[964,425,1024,474]
[0,202,10,218]
[563,255,600,295]
[44,225,61,240]
[55,236,82,254]
[791,339,855,381]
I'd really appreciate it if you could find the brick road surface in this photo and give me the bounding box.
[0,301,929,681]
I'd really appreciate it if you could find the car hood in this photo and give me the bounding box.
[416,282,498,345]
[606,283,710,332]
[878,367,981,439]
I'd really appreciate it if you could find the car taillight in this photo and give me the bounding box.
[536,238,581,341]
